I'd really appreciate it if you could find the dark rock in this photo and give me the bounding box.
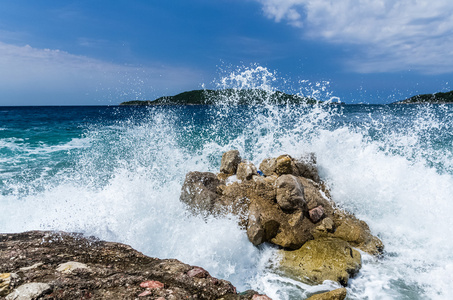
[0,231,264,300]
[220,150,242,175]
[309,205,325,223]
[180,171,220,214]
[294,153,320,182]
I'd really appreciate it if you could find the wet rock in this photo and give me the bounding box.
[278,237,361,286]
[5,282,52,300]
[0,230,252,299]
[180,150,384,289]
[246,199,314,249]
[330,211,384,255]
[180,171,220,214]
[237,161,258,181]
[275,155,294,175]
[294,153,320,182]
[275,174,306,212]
[259,158,277,176]
[306,288,347,300]
[220,150,242,174]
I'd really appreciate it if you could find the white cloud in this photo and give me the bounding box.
[0,42,204,105]
[256,0,453,74]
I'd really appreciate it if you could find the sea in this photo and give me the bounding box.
[1,69,453,299]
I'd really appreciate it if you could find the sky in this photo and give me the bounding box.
[0,0,452,105]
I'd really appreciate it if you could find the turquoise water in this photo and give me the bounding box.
[1,102,453,299]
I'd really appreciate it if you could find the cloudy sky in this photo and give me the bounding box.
[1,0,452,105]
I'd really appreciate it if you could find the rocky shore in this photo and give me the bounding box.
[0,231,269,299]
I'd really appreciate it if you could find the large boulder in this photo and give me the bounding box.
[220,150,242,175]
[180,171,221,214]
[0,231,266,299]
[294,153,320,182]
[278,237,362,286]
[275,174,306,212]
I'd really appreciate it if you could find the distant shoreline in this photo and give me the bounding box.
[119,89,324,106]
[392,90,453,104]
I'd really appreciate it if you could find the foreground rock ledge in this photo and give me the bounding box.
[0,231,266,300]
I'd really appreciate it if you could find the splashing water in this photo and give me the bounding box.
[1,66,453,299]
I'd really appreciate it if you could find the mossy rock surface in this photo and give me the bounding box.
[278,237,361,286]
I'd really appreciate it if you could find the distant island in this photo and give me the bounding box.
[120,89,321,106]
[393,90,453,104]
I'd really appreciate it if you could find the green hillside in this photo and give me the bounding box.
[120,89,320,105]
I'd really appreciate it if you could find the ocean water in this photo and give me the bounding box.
[1,70,453,299]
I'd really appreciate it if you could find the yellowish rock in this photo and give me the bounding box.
[0,273,19,296]
[278,237,361,286]
[332,211,384,255]
[306,288,347,300]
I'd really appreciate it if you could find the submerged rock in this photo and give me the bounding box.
[0,231,265,300]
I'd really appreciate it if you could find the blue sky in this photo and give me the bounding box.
[0,0,452,105]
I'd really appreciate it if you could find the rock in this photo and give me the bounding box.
[0,273,20,296]
[294,153,320,182]
[275,174,306,212]
[236,161,258,181]
[306,288,347,300]
[259,158,277,176]
[138,290,152,297]
[275,155,294,175]
[180,171,220,214]
[220,150,242,174]
[299,177,333,213]
[5,282,52,300]
[331,212,384,255]
[278,237,361,286]
[187,267,209,278]
[19,263,43,272]
[252,294,272,300]
[0,230,256,299]
[246,199,314,249]
[56,261,90,274]
[180,151,383,287]
[140,280,164,288]
[309,205,325,223]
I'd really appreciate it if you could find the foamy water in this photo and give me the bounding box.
[1,67,453,299]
